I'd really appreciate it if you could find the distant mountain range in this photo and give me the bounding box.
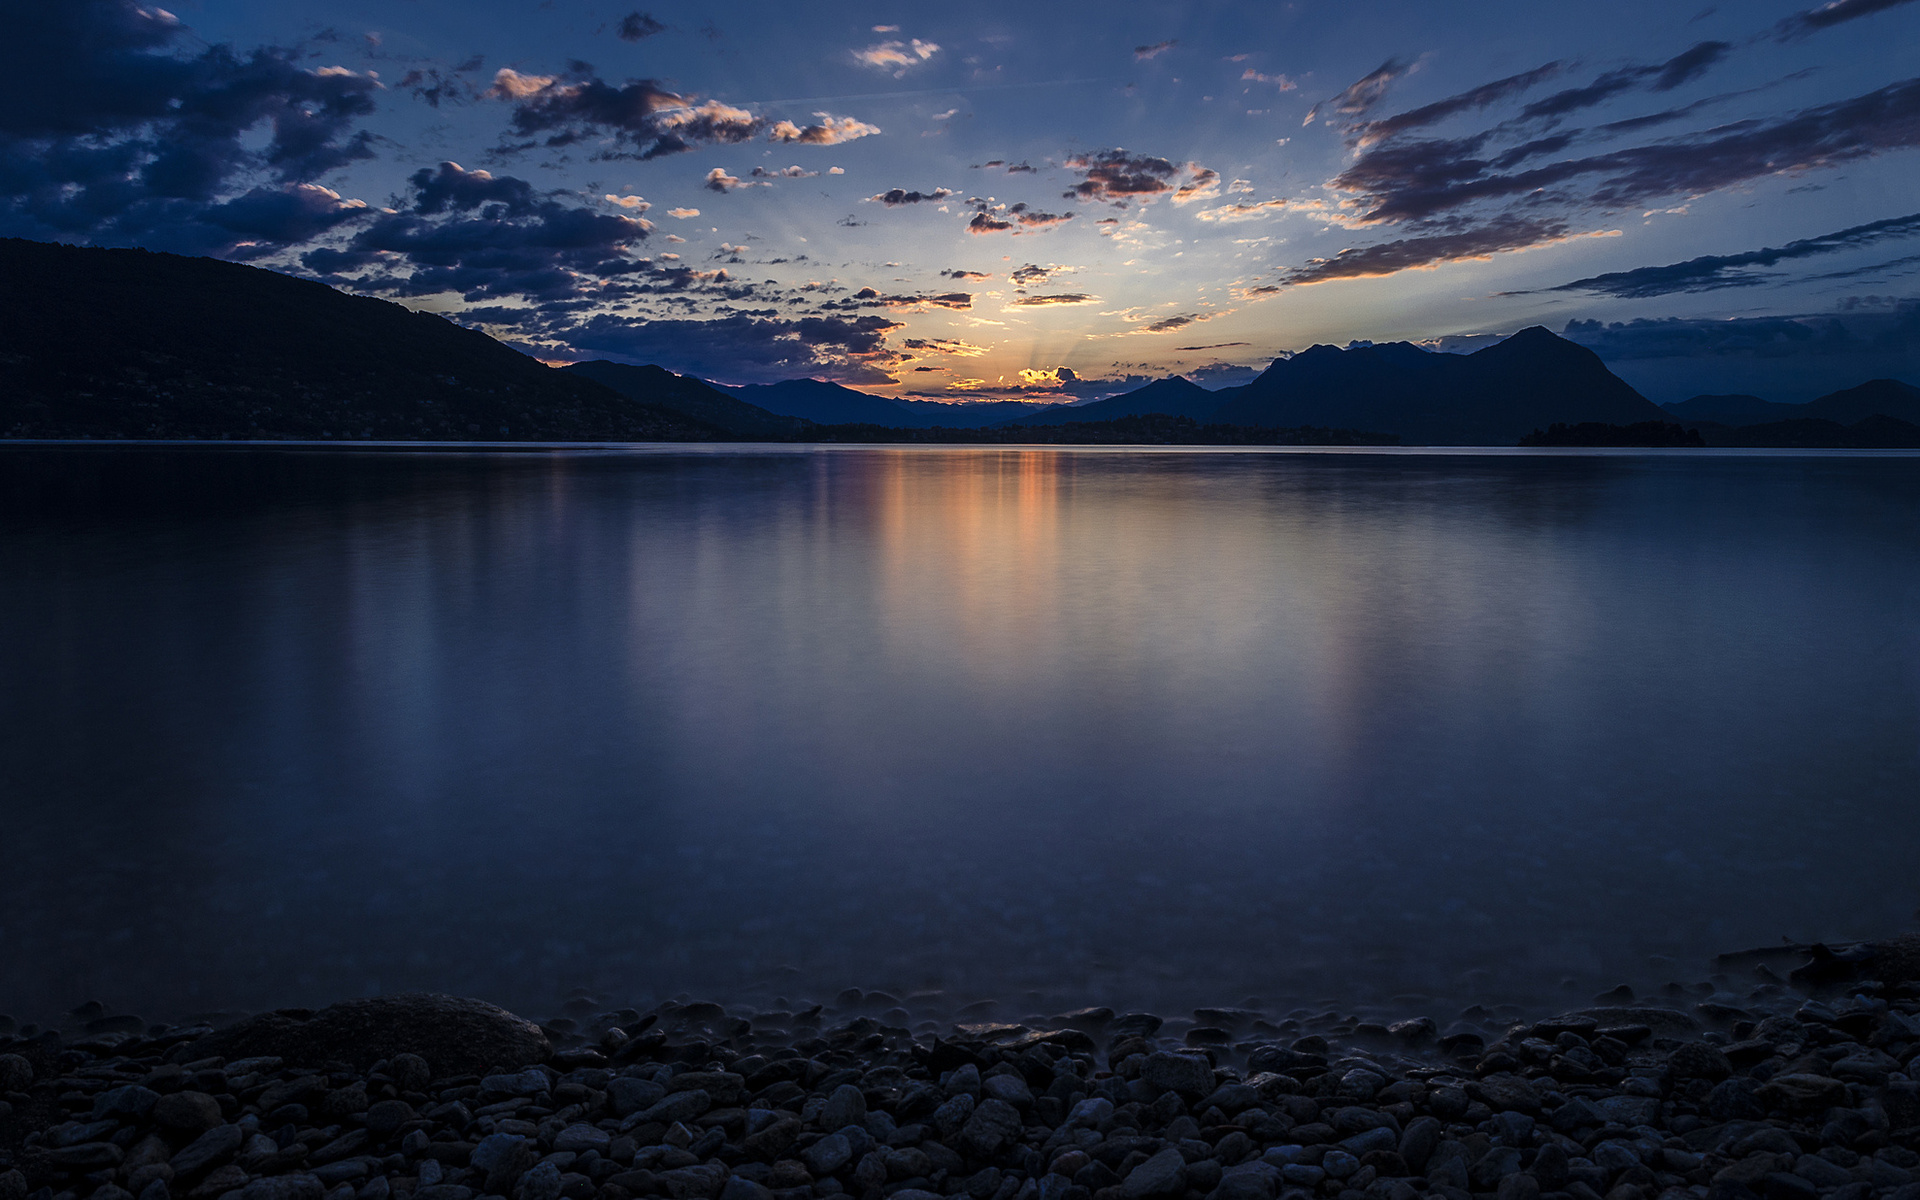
[3,238,1915,447]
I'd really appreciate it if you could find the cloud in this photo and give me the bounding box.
[616,12,667,40]
[0,0,380,255]
[301,162,655,303]
[1063,150,1220,206]
[850,288,973,311]
[1329,75,1920,226]
[903,337,988,356]
[940,270,992,280]
[1135,40,1177,60]
[1548,209,1920,298]
[666,207,700,219]
[492,69,764,159]
[704,168,765,192]
[1353,63,1563,146]
[965,200,1075,234]
[1010,263,1060,286]
[768,114,881,145]
[1563,304,1920,361]
[753,165,818,178]
[1193,199,1296,222]
[1518,42,1730,124]
[556,311,908,384]
[1774,0,1919,39]
[1241,69,1298,90]
[1143,315,1198,332]
[868,188,953,206]
[852,39,939,74]
[1280,215,1594,284]
[1009,293,1098,305]
[1304,59,1411,127]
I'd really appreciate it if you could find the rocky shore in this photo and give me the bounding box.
[4,939,1919,1200]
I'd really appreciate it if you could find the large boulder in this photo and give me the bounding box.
[187,994,549,1076]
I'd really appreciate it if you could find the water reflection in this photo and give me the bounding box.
[1,446,1917,1024]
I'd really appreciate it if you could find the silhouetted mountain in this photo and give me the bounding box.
[1004,376,1221,426]
[1210,326,1667,445]
[1804,378,1920,425]
[895,398,1060,428]
[789,414,1397,445]
[1661,394,1803,426]
[1694,414,1920,448]
[719,378,908,426]
[0,239,724,441]
[564,361,803,438]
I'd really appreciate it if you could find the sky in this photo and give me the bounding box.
[8,0,1920,404]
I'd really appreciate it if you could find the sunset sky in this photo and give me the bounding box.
[9,0,1920,401]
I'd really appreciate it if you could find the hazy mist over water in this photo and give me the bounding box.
[3,445,1918,1025]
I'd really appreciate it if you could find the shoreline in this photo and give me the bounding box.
[4,940,1918,1200]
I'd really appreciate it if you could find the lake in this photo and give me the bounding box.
[2,444,1917,1028]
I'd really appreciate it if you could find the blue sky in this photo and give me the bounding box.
[9,0,1920,402]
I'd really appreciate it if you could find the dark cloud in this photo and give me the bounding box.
[1010,263,1057,286]
[964,200,1074,234]
[0,0,379,255]
[941,269,991,280]
[301,162,653,302]
[767,115,881,145]
[490,68,762,159]
[1330,75,1920,225]
[1549,210,1920,298]
[398,66,481,109]
[1009,293,1097,305]
[1280,216,1574,284]
[1519,42,1729,123]
[552,311,907,384]
[868,188,953,206]
[848,290,972,310]
[1304,59,1411,127]
[1062,150,1217,206]
[1355,63,1563,145]
[1135,41,1178,61]
[616,12,667,41]
[1774,0,1919,39]
[1143,315,1196,332]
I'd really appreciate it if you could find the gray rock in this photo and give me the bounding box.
[641,1089,712,1126]
[390,1054,431,1092]
[137,1180,170,1200]
[1340,1128,1398,1157]
[719,1178,772,1200]
[414,1188,474,1200]
[1531,1143,1570,1190]
[946,1065,983,1098]
[0,1169,24,1200]
[1321,1153,1359,1181]
[312,1162,368,1187]
[822,1084,867,1130]
[49,1142,126,1170]
[960,1099,1024,1157]
[608,1077,666,1118]
[482,1070,551,1099]
[94,1085,162,1120]
[472,1133,537,1193]
[804,1133,853,1177]
[552,1124,609,1155]
[0,1056,31,1092]
[1141,1053,1213,1098]
[1794,1157,1852,1189]
[240,1175,326,1200]
[1596,1097,1660,1127]
[516,1163,563,1200]
[982,1074,1032,1108]
[1497,1175,1541,1200]
[188,994,551,1076]
[1399,1118,1442,1172]
[1469,1147,1524,1190]
[934,1092,976,1135]
[1338,1071,1385,1100]
[1124,1149,1189,1199]
[363,1100,415,1139]
[155,1092,226,1133]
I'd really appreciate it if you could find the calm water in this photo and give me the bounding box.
[2,444,1918,1026]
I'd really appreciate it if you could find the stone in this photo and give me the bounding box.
[1469,1077,1542,1114]
[1123,1149,1188,1199]
[156,1092,226,1133]
[516,1163,563,1200]
[1669,1044,1732,1082]
[960,1099,1024,1158]
[471,1134,536,1194]
[804,1134,853,1177]
[552,1125,609,1155]
[1498,1176,1542,1200]
[187,994,551,1076]
[49,1142,126,1170]
[822,1084,867,1130]
[719,1179,772,1200]
[1758,1074,1847,1112]
[363,1100,415,1139]
[1141,1053,1213,1099]
[0,1055,31,1092]
[1469,1148,1524,1190]
[609,1078,665,1117]
[94,1085,162,1120]
[482,1070,551,1099]
[240,1178,326,1200]
[1597,1097,1660,1127]
[982,1075,1032,1108]
[172,1127,246,1180]
[1340,1129,1398,1158]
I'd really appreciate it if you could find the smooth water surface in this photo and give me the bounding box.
[3,445,1918,1023]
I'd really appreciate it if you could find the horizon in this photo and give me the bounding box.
[8,1,1920,403]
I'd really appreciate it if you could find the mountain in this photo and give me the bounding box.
[1662,394,1804,426]
[718,378,909,426]
[894,398,1062,428]
[1803,378,1920,425]
[1700,414,1920,448]
[0,239,724,441]
[564,361,803,438]
[1211,326,1667,445]
[1002,376,1222,426]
